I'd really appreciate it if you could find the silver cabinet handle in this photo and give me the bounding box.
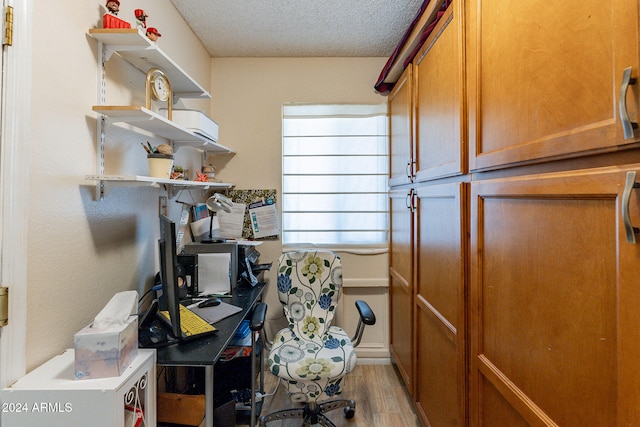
[405,160,416,182]
[623,171,639,244]
[620,67,638,140]
[405,188,416,212]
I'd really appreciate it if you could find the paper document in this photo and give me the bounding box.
[190,216,220,241]
[197,253,231,295]
[249,201,280,239]
[217,202,246,239]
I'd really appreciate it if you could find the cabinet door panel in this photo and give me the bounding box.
[481,380,530,427]
[467,0,640,170]
[390,188,413,285]
[389,188,414,392]
[415,182,467,426]
[470,166,640,426]
[415,4,465,181]
[389,65,414,187]
[416,305,460,427]
[390,273,413,391]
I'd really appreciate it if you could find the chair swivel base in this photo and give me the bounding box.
[259,399,356,427]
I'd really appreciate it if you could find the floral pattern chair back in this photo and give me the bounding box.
[269,250,356,403]
[277,250,341,344]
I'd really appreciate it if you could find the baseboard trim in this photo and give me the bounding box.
[357,358,391,365]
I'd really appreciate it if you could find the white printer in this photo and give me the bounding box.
[161,108,219,143]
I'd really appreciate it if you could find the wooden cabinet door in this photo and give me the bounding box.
[470,165,640,426]
[389,65,415,187]
[389,187,415,394]
[415,2,466,182]
[467,0,640,171]
[415,182,467,426]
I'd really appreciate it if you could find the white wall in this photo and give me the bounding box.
[27,0,211,370]
[208,58,391,357]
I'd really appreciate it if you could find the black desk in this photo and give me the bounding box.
[153,282,265,427]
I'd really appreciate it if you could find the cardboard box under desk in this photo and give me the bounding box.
[157,392,206,426]
[73,315,138,380]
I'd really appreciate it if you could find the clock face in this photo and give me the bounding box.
[151,73,170,101]
[145,68,172,119]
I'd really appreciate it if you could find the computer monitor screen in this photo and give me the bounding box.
[158,214,181,339]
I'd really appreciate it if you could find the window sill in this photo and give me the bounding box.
[282,244,389,256]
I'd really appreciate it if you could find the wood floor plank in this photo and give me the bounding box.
[242,364,418,427]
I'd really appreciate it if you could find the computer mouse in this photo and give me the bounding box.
[198,297,222,308]
[148,325,164,344]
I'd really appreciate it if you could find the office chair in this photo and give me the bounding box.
[259,250,376,427]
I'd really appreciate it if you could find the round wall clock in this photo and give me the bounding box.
[145,68,172,120]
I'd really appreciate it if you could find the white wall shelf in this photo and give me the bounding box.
[92,106,232,153]
[85,175,233,198]
[88,28,210,99]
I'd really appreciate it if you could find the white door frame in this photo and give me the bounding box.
[0,0,31,388]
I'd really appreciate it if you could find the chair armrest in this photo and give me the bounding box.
[355,300,376,325]
[250,302,268,331]
[351,300,376,347]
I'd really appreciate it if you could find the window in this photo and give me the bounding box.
[282,104,389,247]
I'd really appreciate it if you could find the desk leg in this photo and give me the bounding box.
[205,365,214,427]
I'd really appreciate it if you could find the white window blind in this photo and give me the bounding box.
[282,104,389,247]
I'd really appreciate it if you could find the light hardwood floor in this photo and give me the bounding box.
[240,364,419,427]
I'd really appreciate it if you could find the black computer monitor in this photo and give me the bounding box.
[158,214,182,339]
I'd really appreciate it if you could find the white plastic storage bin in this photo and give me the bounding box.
[1,349,156,427]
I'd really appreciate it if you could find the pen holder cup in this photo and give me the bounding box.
[147,154,174,179]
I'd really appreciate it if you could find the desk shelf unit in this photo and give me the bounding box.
[1,349,157,427]
[87,28,232,199]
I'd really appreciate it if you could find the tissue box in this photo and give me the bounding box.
[73,315,138,380]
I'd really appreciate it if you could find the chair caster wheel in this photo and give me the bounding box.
[344,406,355,419]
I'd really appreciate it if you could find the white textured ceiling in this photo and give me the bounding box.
[169,0,424,57]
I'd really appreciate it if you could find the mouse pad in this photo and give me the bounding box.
[189,301,242,324]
